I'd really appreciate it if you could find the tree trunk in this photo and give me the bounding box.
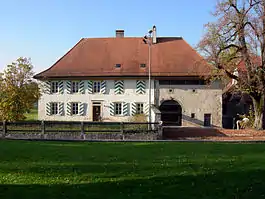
[251,95,264,130]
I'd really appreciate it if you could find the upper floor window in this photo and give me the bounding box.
[136,103,144,114]
[72,102,79,115]
[71,81,79,93]
[51,102,59,115]
[51,81,59,93]
[93,81,101,93]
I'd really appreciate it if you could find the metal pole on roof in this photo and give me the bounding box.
[143,29,153,131]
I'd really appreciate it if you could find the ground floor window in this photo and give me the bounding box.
[72,102,79,115]
[114,102,122,115]
[136,103,144,114]
[51,102,59,115]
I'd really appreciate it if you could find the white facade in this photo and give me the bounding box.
[38,78,223,127]
[38,79,155,122]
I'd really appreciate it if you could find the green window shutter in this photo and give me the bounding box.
[100,81,106,94]
[114,80,124,94]
[78,102,85,116]
[44,81,51,94]
[59,81,64,94]
[79,81,85,94]
[136,80,146,94]
[144,103,149,116]
[46,102,51,116]
[59,102,64,115]
[66,81,72,94]
[122,102,128,116]
[131,102,136,116]
[66,102,72,116]
[88,80,93,94]
[109,102,114,116]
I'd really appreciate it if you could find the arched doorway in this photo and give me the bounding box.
[159,100,182,126]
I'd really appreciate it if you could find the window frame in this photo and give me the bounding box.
[140,63,146,68]
[71,81,79,93]
[93,81,101,93]
[51,81,59,94]
[136,102,144,114]
[115,64,121,68]
[114,102,122,115]
[51,102,59,115]
[71,102,79,115]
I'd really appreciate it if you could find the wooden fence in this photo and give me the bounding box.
[0,121,161,141]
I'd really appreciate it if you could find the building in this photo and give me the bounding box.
[34,26,222,127]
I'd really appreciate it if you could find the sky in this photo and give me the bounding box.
[0,0,216,74]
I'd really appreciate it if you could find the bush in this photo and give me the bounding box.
[127,114,147,123]
[126,114,148,133]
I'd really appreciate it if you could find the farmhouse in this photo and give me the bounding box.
[34,26,222,127]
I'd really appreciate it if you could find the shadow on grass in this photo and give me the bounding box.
[0,170,265,199]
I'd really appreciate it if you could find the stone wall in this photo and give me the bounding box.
[1,132,159,141]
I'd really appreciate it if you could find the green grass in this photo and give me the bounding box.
[1,141,265,198]
[24,108,38,121]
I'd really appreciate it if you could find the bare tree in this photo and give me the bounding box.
[198,0,265,129]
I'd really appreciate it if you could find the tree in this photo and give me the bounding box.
[0,57,40,121]
[197,0,265,129]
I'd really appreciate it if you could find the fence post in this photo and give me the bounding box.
[158,121,163,140]
[80,121,85,140]
[41,120,45,139]
[2,120,6,138]
[120,122,124,140]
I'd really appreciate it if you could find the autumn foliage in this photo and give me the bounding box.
[0,57,40,121]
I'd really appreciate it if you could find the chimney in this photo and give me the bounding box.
[152,25,157,44]
[116,29,124,38]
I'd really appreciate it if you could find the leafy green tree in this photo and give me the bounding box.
[0,57,40,121]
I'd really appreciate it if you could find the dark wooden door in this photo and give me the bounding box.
[93,106,101,121]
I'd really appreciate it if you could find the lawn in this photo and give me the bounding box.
[0,141,265,198]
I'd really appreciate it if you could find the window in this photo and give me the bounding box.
[72,102,79,115]
[51,102,59,115]
[191,113,195,118]
[115,64,121,68]
[204,114,211,127]
[114,102,122,115]
[51,81,59,93]
[93,81,101,93]
[71,81,79,93]
[140,63,146,68]
[136,103,144,114]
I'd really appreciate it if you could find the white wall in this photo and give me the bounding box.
[38,79,155,122]
[158,81,222,127]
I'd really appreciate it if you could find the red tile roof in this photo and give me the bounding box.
[34,37,211,79]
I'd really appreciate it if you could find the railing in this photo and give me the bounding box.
[0,121,161,141]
